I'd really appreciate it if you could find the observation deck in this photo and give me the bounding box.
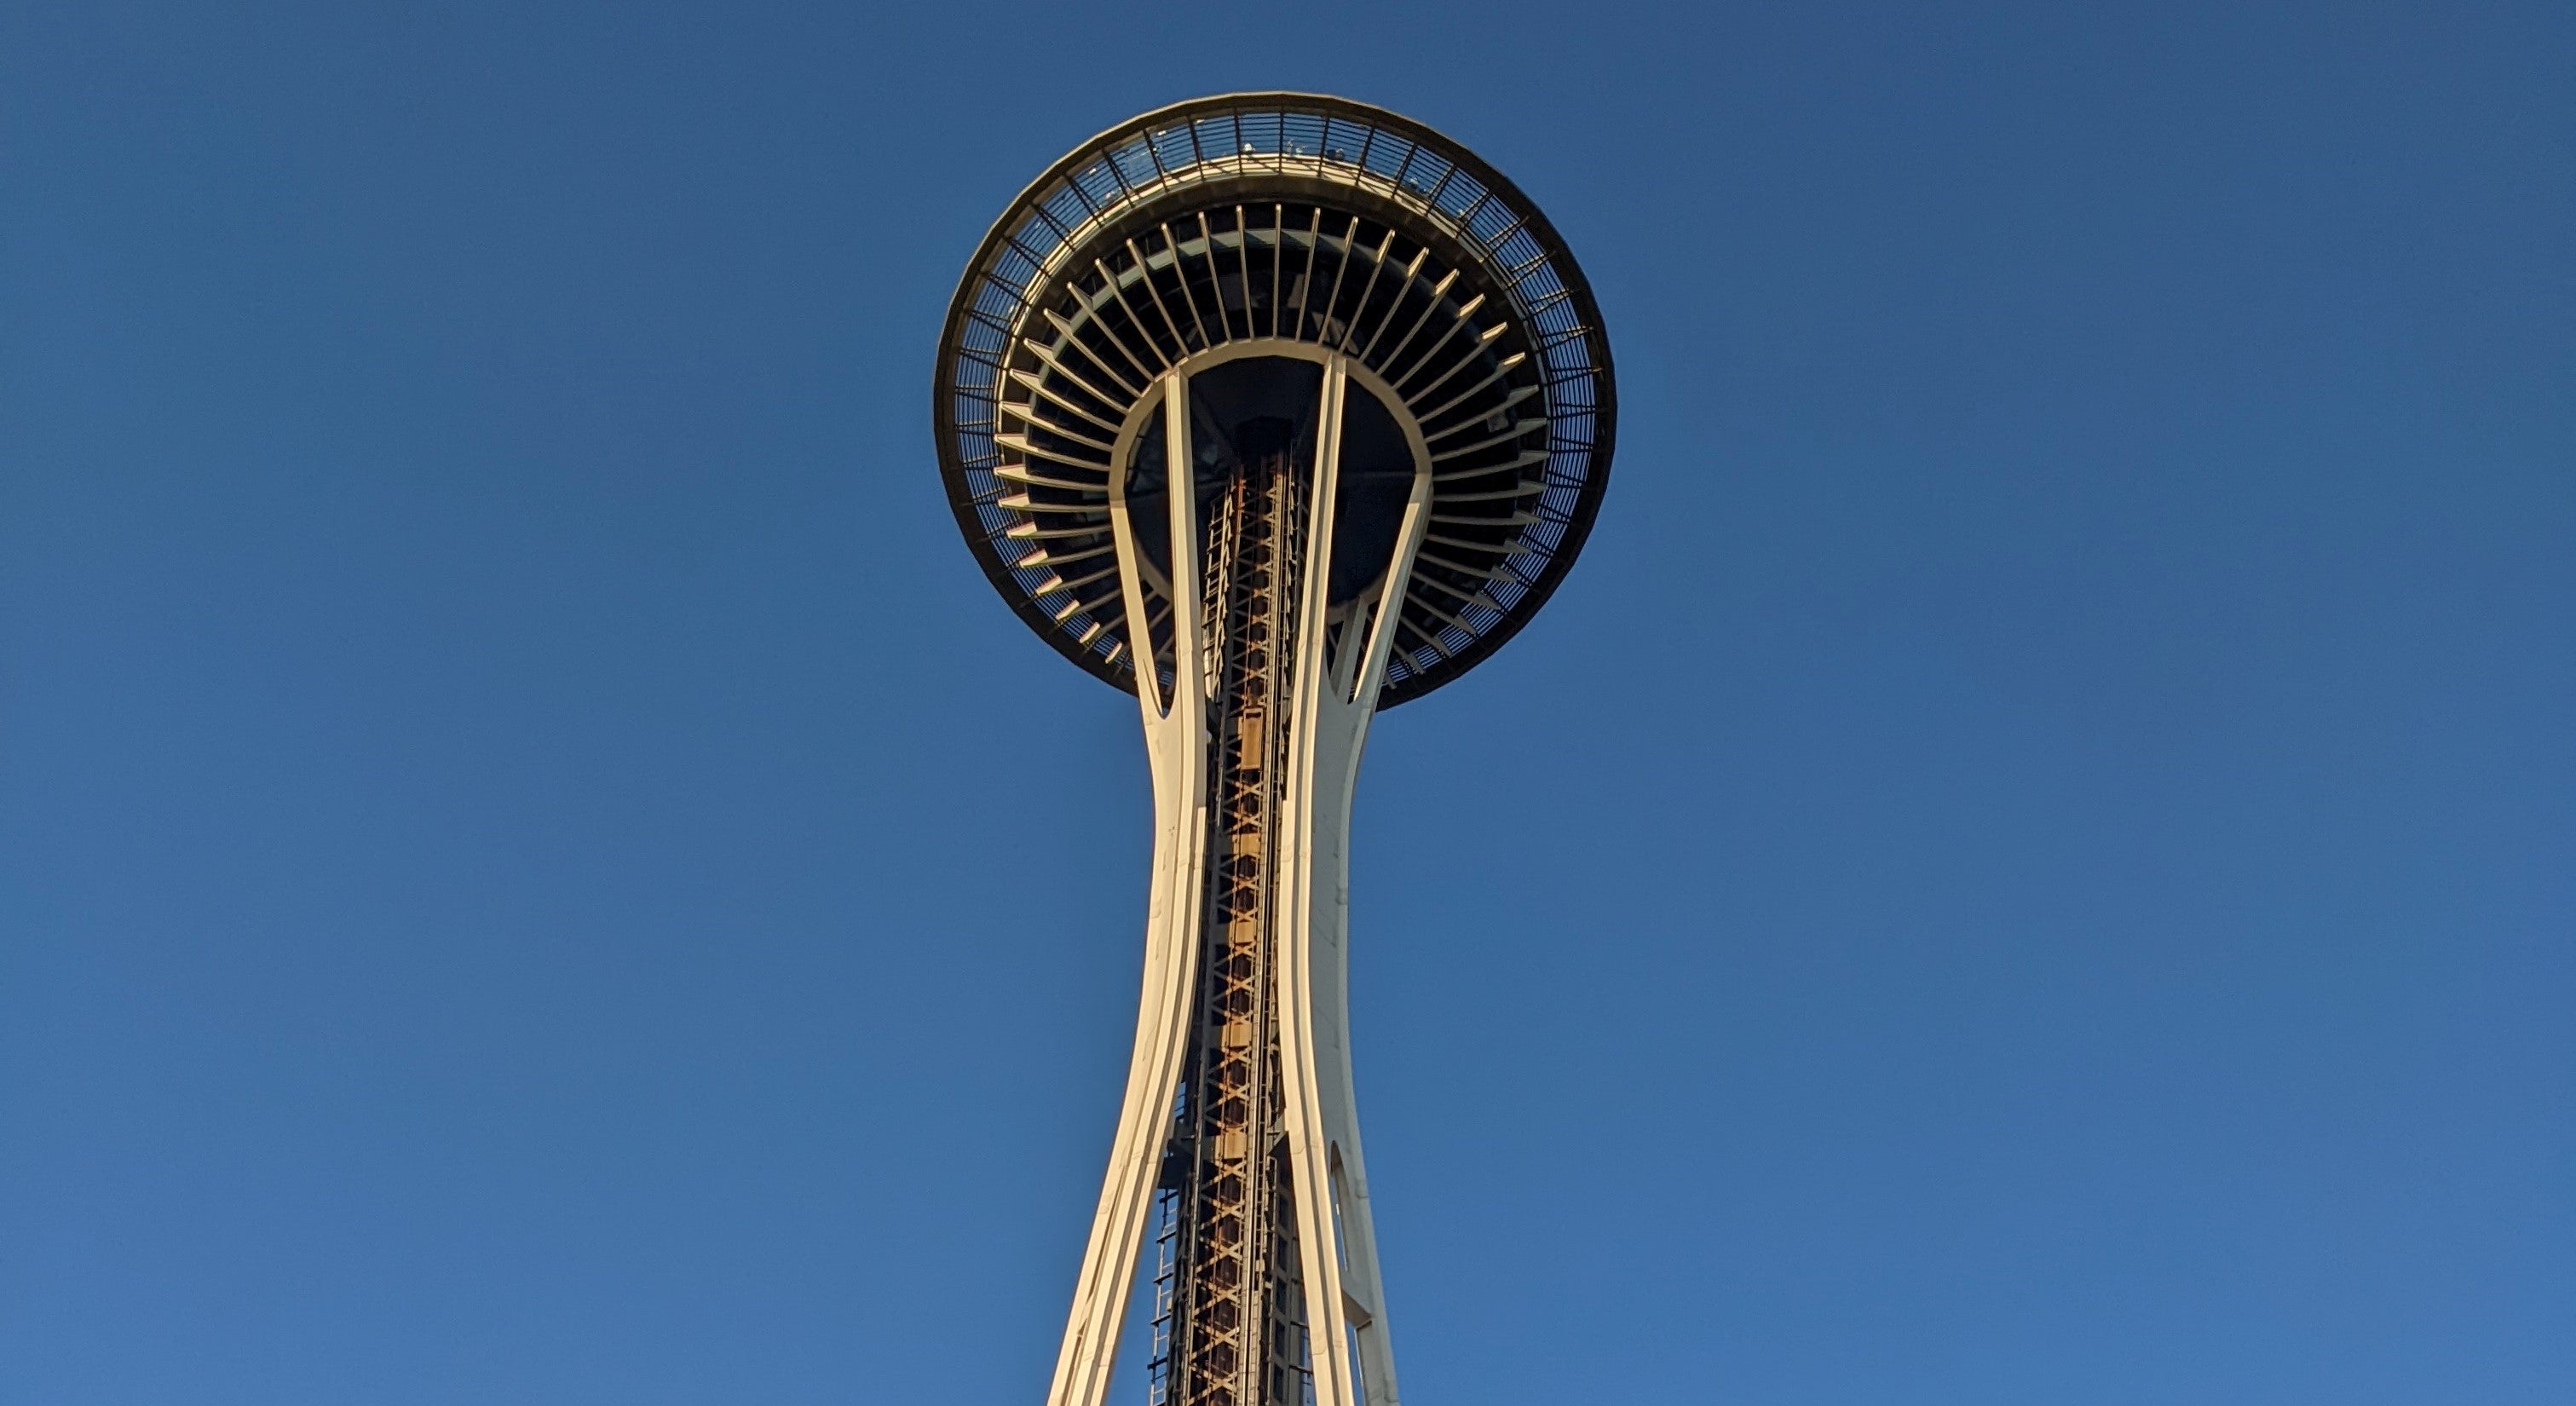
[934,92,1616,706]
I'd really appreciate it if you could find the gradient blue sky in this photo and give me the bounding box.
[4,3,2571,1403]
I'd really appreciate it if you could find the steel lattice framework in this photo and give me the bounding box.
[932,95,1614,1406]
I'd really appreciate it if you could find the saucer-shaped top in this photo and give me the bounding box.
[933,93,1614,706]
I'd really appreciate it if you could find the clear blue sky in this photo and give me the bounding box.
[4,3,2569,1403]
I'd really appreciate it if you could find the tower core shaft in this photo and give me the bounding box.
[1048,353,1420,1406]
[1167,445,1308,1406]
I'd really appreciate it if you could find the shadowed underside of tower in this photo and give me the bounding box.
[932,95,1614,1406]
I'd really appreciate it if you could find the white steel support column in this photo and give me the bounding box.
[1273,353,1432,1406]
[1046,379,1206,1406]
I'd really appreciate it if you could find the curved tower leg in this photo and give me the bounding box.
[1274,354,1432,1406]
[1046,388,1208,1406]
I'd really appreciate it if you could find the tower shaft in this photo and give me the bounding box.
[1047,354,1423,1406]
[1163,451,1306,1406]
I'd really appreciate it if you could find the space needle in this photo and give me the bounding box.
[932,94,1616,1406]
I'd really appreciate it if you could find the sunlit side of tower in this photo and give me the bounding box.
[932,95,1615,1406]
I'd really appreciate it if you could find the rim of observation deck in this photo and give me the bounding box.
[933,91,1616,707]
